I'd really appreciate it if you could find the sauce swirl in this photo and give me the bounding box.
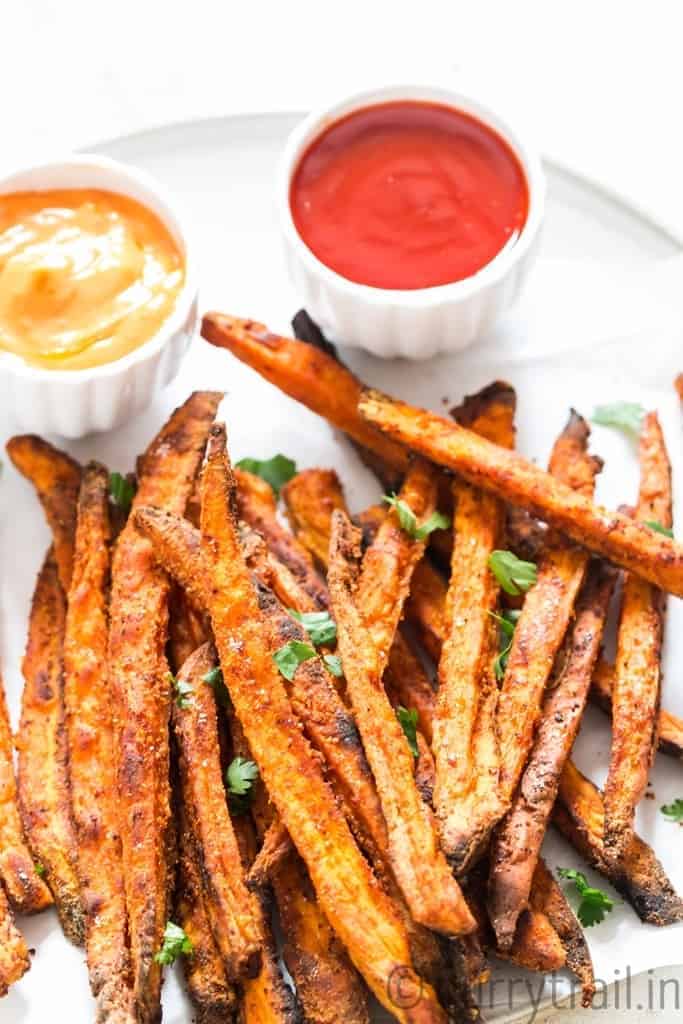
[290,101,529,291]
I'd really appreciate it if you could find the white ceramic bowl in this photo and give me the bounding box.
[278,84,545,360]
[0,155,198,437]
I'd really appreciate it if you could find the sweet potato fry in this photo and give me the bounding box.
[432,383,516,873]
[282,468,346,569]
[0,883,30,997]
[604,412,672,862]
[62,463,135,1020]
[496,412,602,804]
[173,643,261,979]
[246,818,292,889]
[359,388,683,596]
[555,760,683,925]
[6,435,81,592]
[328,510,474,937]
[235,468,329,610]
[0,670,52,915]
[404,560,448,662]
[488,561,615,948]
[17,550,84,945]
[202,313,409,475]
[200,423,446,1023]
[591,658,683,761]
[108,391,222,1023]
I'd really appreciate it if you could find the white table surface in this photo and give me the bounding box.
[3,3,683,1021]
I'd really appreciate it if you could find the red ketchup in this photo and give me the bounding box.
[290,101,529,291]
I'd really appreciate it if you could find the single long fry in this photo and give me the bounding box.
[359,388,683,596]
[200,423,446,1023]
[604,412,672,862]
[433,383,516,872]
[0,670,52,915]
[282,468,346,569]
[17,550,84,945]
[591,658,683,761]
[329,510,475,937]
[555,760,683,925]
[488,562,615,948]
[0,883,30,996]
[496,412,601,803]
[108,391,222,1023]
[202,313,409,474]
[6,435,81,592]
[62,463,135,1020]
[173,643,261,979]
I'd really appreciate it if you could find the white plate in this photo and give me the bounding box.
[2,113,683,1024]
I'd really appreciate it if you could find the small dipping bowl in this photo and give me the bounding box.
[0,155,198,437]
[278,83,545,359]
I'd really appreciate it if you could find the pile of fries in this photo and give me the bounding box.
[1,310,682,1024]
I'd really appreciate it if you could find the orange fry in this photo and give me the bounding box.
[591,658,683,762]
[0,883,30,996]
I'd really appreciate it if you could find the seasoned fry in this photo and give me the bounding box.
[108,391,222,1023]
[359,388,683,596]
[329,511,475,936]
[18,550,84,945]
[0,883,30,996]
[63,463,135,1020]
[591,658,683,761]
[433,383,516,872]
[173,644,261,979]
[202,314,409,475]
[235,468,329,609]
[0,670,52,914]
[175,798,237,1024]
[488,562,615,948]
[246,818,292,889]
[404,559,448,662]
[496,412,602,804]
[200,423,446,1022]
[6,435,81,592]
[555,760,683,925]
[604,412,672,862]
[282,468,346,569]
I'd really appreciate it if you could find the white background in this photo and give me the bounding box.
[2,3,683,1021]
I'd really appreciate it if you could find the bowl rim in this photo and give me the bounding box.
[277,82,546,306]
[0,152,199,381]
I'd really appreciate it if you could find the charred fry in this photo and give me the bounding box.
[6,435,81,592]
[604,412,672,862]
[358,388,683,596]
[108,391,222,1023]
[0,883,30,996]
[18,550,84,944]
[591,659,683,761]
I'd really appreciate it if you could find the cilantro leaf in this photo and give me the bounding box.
[323,654,343,677]
[273,640,317,681]
[661,798,683,822]
[155,921,194,965]
[35,863,45,878]
[202,666,231,709]
[109,471,136,512]
[592,402,645,438]
[226,757,259,815]
[489,609,521,681]
[396,706,419,758]
[383,494,451,541]
[645,520,674,539]
[169,672,193,709]
[236,454,296,497]
[290,610,337,647]
[488,550,538,596]
[557,867,617,927]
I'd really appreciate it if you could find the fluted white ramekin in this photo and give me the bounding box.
[0,155,198,437]
[278,83,545,360]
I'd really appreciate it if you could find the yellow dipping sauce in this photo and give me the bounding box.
[0,189,185,370]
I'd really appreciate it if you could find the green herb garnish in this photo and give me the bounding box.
[226,757,259,814]
[169,672,193,709]
[236,454,296,497]
[35,863,45,878]
[644,520,674,539]
[323,654,343,677]
[109,471,136,512]
[488,550,538,596]
[661,798,683,822]
[273,641,317,681]
[202,666,231,709]
[396,706,419,758]
[592,402,645,437]
[383,494,451,541]
[490,609,521,681]
[557,868,617,927]
[290,610,337,647]
[155,921,194,965]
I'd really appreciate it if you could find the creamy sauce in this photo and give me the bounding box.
[0,189,185,370]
